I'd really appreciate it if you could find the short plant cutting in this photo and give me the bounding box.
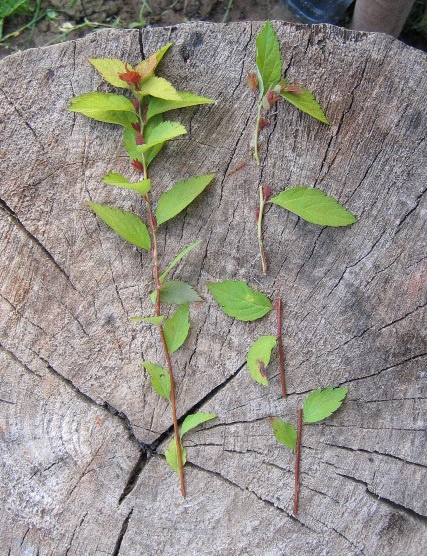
[69,43,217,497]
[249,21,357,273]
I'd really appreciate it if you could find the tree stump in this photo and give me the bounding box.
[1,21,426,555]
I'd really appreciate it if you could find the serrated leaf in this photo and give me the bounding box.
[69,92,137,129]
[303,387,349,424]
[89,58,132,88]
[137,120,187,153]
[164,302,190,353]
[165,436,187,473]
[270,418,297,451]
[137,75,181,101]
[135,42,172,75]
[247,335,277,386]
[141,361,171,400]
[279,80,329,124]
[123,127,141,163]
[156,174,215,225]
[159,240,202,282]
[131,315,164,325]
[207,280,273,322]
[87,202,151,250]
[146,91,215,120]
[103,173,151,195]
[256,20,282,97]
[152,281,202,305]
[270,187,358,227]
[143,113,165,166]
[123,115,164,167]
[181,413,216,438]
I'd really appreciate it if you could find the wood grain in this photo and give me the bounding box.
[1,21,426,555]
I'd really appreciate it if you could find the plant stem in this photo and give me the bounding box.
[293,408,303,515]
[253,101,262,165]
[257,185,267,274]
[276,298,286,397]
[138,102,185,496]
[144,192,186,497]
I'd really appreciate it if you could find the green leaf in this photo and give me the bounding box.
[0,0,30,19]
[131,315,164,325]
[123,115,164,167]
[146,91,215,120]
[159,240,202,282]
[137,121,187,153]
[207,280,273,322]
[303,387,349,424]
[270,418,297,451]
[181,413,216,438]
[137,75,181,101]
[153,281,202,304]
[135,42,172,74]
[165,436,187,473]
[89,58,131,88]
[123,127,141,163]
[87,202,151,250]
[142,361,171,400]
[256,20,282,97]
[103,173,151,195]
[247,335,277,386]
[143,113,165,166]
[279,80,329,124]
[68,92,138,130]
[164,302,190,353]
[270,187,358,227]
[156,174,215,225]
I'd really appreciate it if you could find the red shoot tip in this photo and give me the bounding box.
[282,83,303,95]
[247,72,259,93]
[262,185,272,202]
[118,63,142,88]
[131,159,144,173]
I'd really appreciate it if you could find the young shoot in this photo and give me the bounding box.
[69,43,216,497]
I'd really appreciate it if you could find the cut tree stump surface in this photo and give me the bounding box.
[1,21,426,555]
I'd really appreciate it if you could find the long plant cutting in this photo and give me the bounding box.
[69,43,217,496]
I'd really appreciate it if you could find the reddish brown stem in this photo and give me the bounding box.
[145,193,186,498]
[276,298,286,398]
[293,408,303,515]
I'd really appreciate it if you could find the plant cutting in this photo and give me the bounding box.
[69,43,217,497]
[249,21,357,274]
[248,20,330,165]
[270,387,348,514]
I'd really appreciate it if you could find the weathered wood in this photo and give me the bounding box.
[1,21,426,555]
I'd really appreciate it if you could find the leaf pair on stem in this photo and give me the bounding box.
[250,21,357,274]
[271,387,348,514]
[208,279,349,514]
[69,43,217,496]
[249,20,329,165]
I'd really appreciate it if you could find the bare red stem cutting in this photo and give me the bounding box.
[293,408,303,514]
[276,298,286,398]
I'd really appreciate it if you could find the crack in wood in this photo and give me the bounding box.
[395,186,427,234]
[337,352,427,386]
[112,508,134,556]
[1,343,43,379]
[334,472,427,522]
[327,443,427,471]
[0,196,80,295]
[118,452,148,505]
[378,302,427,331]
